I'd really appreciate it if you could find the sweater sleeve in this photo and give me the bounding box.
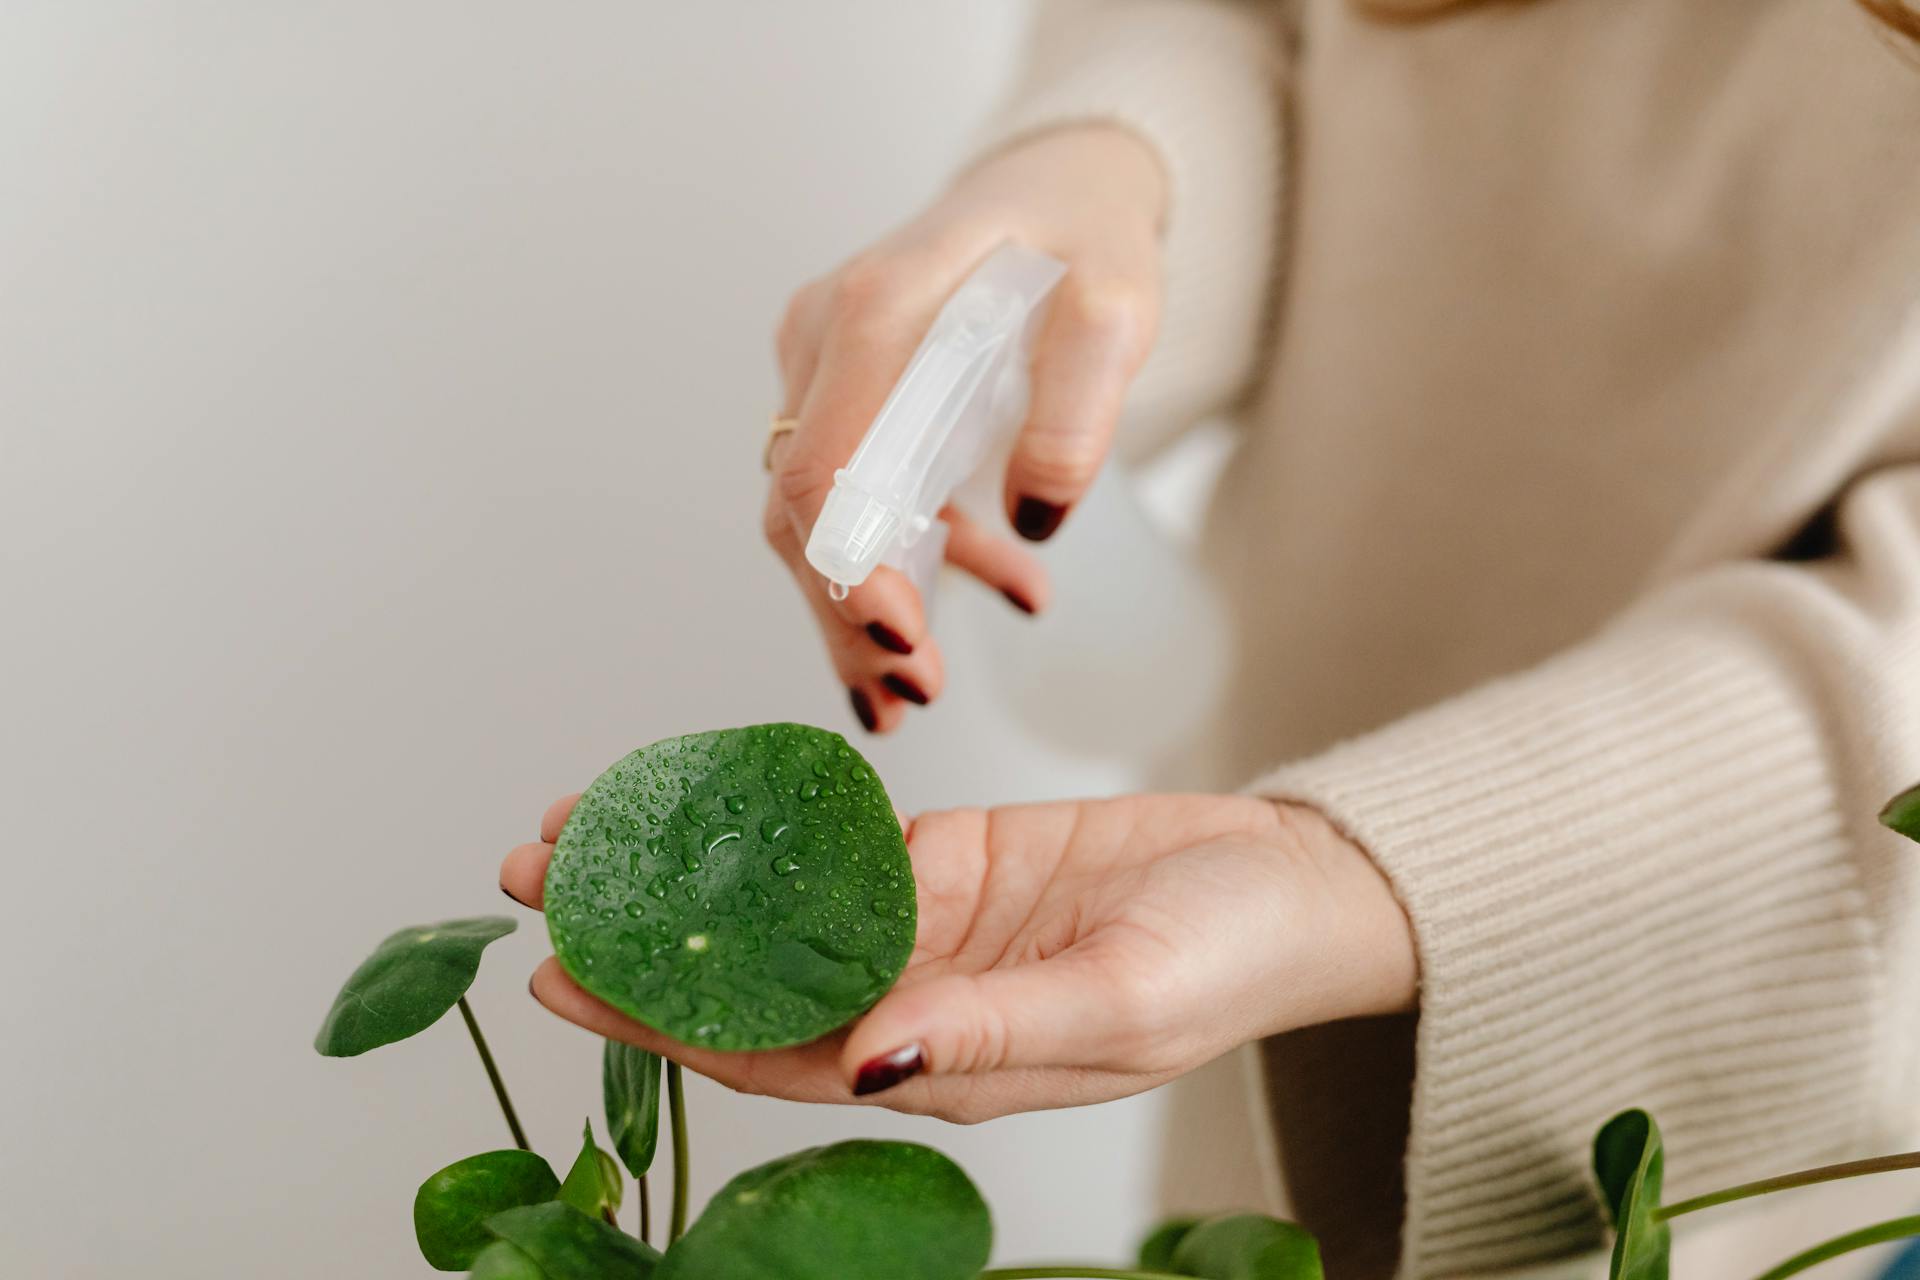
[1254,444,1920,1276]
[974,0,1286,457]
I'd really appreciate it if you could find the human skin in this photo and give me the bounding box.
[761,124,1167,733]
[503,791,1417,1118]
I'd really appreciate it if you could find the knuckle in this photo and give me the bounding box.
[828,253,905,318]
[1064,279,1157,364]
[1017,427,1106,491]
[970,1002,1014,1075]
[774,454,834,513]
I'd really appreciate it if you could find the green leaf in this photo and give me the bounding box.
[557,1120,623,1221]
[1593,1109,1670,1280]
[1752,1215,1920,1280]
[1140,1217,1203,1271]
[484,1202,660,1279]
[467,1240,546,1279]
[1880,782,1920,842]
[545,724,915,1050]
[655,1140,990,1280]
[1169,1214,1323,1279]
[604,1041,664,1179]
[415,1149,561,1270]
[314,916,517,1056]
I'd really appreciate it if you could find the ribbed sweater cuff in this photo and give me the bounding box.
[974,1,1282,452]
[1253,617,1880,1278]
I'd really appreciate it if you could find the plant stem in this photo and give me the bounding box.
[456,997,529,1151]
[667,1061,689,1244]
[1659,1152,1920,1219]
[1748,1215,1920,1280]
[638,1173,652,1245]
[977,1269,1187,1280]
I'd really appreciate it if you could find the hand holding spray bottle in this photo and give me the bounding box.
[804,239,1226,757]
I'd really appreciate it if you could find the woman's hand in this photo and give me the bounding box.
[765,125,1167,733]
[501,792,1417,1122]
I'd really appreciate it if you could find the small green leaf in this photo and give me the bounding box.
[1880,783,1920,843]
[484,1202,660,1279]
[315,916,517,1056]
[467,1240,546,1279]
[415,1149,561,1270]
[655,1140,990,1280]
[1593,1109,1670,1280]
[545,724,915,1050]
[604,1041,664,1179]
[1170,1214,1323,1279]
[1140,1217,1202,1270]
[557,1120,623,1222]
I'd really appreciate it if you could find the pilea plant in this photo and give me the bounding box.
[318,733,1920,1278]
[317,723,1324,1279]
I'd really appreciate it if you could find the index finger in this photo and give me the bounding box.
[772,262,947,543]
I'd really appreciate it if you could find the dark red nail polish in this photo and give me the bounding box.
[882,674,929,706]
[849,687,879,732]
[528,974,540,1000]
[1001,588,1037,616]
[501,882,528,907]
[853,1044,925,1096]
[1013,497,1068,542]
[866,622,913,655]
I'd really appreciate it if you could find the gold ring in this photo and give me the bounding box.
[763,414,799,472]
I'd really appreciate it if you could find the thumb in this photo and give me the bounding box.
[1003,273,1156,543]
[838,957,1120,1095]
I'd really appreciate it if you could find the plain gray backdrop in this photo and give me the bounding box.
[0,4,1180,1274]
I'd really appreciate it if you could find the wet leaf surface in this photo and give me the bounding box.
[545,724,914,1050]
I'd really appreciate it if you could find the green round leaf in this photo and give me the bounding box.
[1592,1109,1670,1280]
[485,1202,660,1279]
[604,1041,664,1178]
[557,1120,623,1221]
[467,1240,546,1279]
[655,1140,990,1280]
[1140,1217,1202,1270]
[1171,1214,1323,1280]
[1881,782,1920,843]
[545,724,914,1050]
[315,916,517,1057]
[414,1150,561,1271]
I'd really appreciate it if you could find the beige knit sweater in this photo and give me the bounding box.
[983,1,1920,1276]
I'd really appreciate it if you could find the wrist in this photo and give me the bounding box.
[1272,801,1420,1024]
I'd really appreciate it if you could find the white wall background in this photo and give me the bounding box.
[0,4,1177,1275]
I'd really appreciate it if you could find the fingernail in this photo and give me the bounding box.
[882,673,929,706]
[1001,588,1037,616]
[849,687,878,733]
[853,1043,926,1097]
[866,622,913,655]
[1013,497,1068,542]
[527,974,540,1000]
[501,882,528,907]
